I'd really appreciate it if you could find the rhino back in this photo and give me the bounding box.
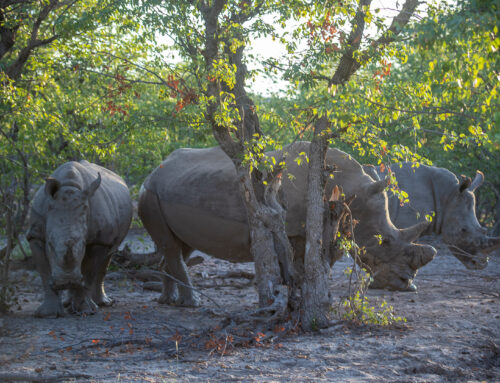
[30,161,132,246]
[144,147,247,224]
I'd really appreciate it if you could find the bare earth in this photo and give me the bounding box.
[0,233,499,382]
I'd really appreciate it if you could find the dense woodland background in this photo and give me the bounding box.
[0,0,498,313]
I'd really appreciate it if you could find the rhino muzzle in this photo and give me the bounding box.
[482,236,500,254]
[370,271,417,292]
[447,234,500,270]
[409,243,436,269]
[449,246,489,270]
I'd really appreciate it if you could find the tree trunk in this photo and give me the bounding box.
[198,1,295,311]
[301,117,332,330]
[0,192,14,313]
[236,164,294,308]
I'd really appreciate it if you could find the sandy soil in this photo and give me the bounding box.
[0,233,499,382]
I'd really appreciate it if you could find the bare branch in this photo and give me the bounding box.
[4,0,61,79]
[375,0,421,47]
[329,0,421,86]
[330,0,372,86]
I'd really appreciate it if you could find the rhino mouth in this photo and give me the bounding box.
[448,245,488,270]
[370,272,416,292]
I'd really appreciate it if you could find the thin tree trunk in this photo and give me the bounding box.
[301,117,332,329]
[0,194,13,313]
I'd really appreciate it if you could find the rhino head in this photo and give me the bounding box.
[354,178,436,291]
[44,172,101,290]
[440,171,500,269]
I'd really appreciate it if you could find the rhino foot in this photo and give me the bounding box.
[157,291,179,305]
[157,283,179,305]
[174,293,201,308]
[35,298,65,318]
[95,294,114,307]
[69,294,99,315]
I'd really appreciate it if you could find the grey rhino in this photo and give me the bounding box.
[363,163,500,269]
[27,161,132,317]
[138,142,436,306]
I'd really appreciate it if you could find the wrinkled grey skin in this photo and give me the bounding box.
[27,161,132,318]
[363,163,500,270]
[138,142,436,306]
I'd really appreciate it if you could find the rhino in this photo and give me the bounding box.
[138,142,436,306]
[363,163,500,269]
[27,161,132,317]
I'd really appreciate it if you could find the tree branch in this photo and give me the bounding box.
[330,0,372,86]
[330,0,420,86]
[4,0,61,80]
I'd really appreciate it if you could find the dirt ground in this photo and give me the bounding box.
[0,232,499,383]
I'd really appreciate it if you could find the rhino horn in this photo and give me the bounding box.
[466,170,484,193]
[400,221,430,243]
[84,172,101,198]
[365,177,389,195]
[45,177,61,199]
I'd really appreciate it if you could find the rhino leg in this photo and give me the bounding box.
[140,192,200,307]
[82,244,114,307]
[158,260,179,304]
[30,239,65,318]
[154,228,199,307]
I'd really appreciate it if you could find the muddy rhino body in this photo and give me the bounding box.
[28,161,132,317]
[139,143,436,306]
[363,163,500,269]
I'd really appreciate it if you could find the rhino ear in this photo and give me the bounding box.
[466,171,484,193]
[84,173,101,199]
[45,177,61,199]
[459,175,472,193]
[365,177,389,195]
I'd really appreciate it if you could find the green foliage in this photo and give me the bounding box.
[339,267,407,326]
